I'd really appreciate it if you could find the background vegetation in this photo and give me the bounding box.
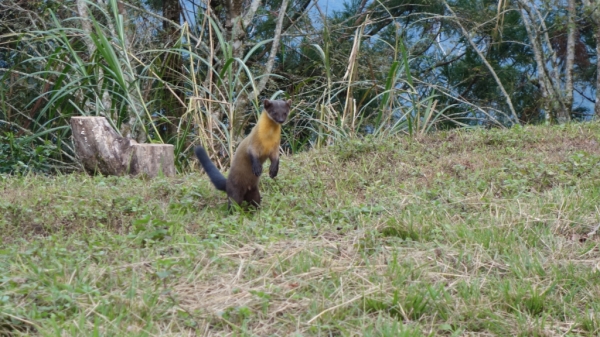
[4,1,600,335]
[2,0,599,173]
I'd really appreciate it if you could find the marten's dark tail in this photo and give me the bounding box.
[194,146,227,192]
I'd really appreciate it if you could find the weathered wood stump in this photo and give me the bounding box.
[70,116,175,177]
[129,143,176,177]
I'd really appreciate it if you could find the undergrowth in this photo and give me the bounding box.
[2,123,600,336]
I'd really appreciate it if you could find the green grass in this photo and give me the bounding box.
[3,123,600,336]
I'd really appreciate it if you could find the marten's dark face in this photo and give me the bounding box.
[264,99,291,124]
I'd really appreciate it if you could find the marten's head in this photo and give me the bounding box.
[263,99,291,124]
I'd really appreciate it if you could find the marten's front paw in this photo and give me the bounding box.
[252,163,262,177]
[269,166,278,178]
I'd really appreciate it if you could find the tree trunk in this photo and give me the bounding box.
[596,25,600,118]
[254,0,289,98]
[230,0,289,136]
[563,0,576,123]
[98,0,145,142]
[162,0,185,140]
[71,117,175,177]
[518,1,550,122]
[224,0,245,59]
[583,0,600,118]
[518,0,569,123]
[76,0,94,54]
[77,0,114,117]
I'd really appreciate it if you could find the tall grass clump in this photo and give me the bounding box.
[0,0,291,173]
[292,8,468,151]
[1,0,166,172]
[0,0,515,175]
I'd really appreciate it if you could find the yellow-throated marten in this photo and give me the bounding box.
[195,99,291,208]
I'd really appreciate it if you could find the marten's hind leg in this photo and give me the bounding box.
[226,187,245,210]
[244,187,261,207]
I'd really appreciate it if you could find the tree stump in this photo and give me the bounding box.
[70,116,175,177]
[129,143,176,177]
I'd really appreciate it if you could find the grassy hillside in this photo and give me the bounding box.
[3,123,600,336]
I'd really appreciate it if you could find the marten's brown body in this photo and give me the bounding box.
[195,99,291,208]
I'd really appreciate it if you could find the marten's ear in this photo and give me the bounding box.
[286,99,292,107]
[263,99,271,109]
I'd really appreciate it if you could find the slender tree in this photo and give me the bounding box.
[162,0,185,139]
[583,0,600,118]
[564,0,576,122]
